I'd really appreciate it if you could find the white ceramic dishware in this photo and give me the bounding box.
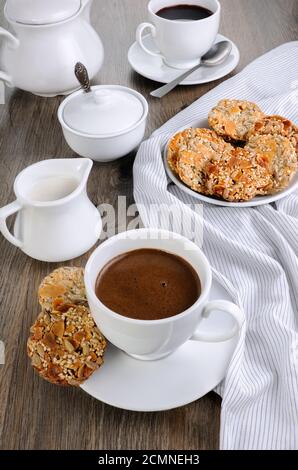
[85,228,245,361]
[58,85,149,162]
[164,128,298,208]
[0,158,102,262]
[81,277,240,411]
[128,33,240,85]
[136,0,221,70]
[150,40,232,98]
[0,0,104,96]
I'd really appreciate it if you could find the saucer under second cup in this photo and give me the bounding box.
[128,33,240,85]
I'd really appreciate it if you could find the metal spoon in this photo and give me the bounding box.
[150,41,232,99]
[75,62,92,93]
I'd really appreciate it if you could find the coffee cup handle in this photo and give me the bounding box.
[136,22,165,59]
[0,200,23,248]
[191,300,245,343]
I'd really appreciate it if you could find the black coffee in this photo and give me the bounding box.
[156,4,213,21]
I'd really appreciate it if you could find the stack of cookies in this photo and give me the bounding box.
[27,267,106,386]
[168,99,298,202]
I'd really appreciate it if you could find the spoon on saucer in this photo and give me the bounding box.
[150,41,232,99]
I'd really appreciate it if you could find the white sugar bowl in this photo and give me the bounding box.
[58,85,149,162]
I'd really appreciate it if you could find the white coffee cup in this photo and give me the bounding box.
[85,229,244,361]
[136,0,221,69]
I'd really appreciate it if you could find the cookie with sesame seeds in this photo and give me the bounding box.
[245,134,297,193]
[167,127,231,175]
[208,99,265,142]
[38,267,87,313]
[27,304,106,386]
[247,115,298,154]
[168,128,233,190]
[202,147,272,202]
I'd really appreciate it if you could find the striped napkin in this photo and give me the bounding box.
[133,42,298,450]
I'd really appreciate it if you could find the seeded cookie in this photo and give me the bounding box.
[208,99,265,142]
[247,115,298,153]
[27,304,106,386]
[176,129,233,192]
[167,128,231,174]
[167,129,187,174]
[203,148,272,202]
[245,134,297,193]
[38,267,87,312]
[168,127,233,184]
[177,147,222,193]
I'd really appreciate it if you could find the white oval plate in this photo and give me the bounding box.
[128,34,240,85]
[164,128,298,208]
[81,279,240,412]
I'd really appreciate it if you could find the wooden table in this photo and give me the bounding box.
[0,0,296,451]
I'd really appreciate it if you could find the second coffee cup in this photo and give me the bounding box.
[136,0,221,69]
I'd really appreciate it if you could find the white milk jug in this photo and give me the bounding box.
[0,158,102,262]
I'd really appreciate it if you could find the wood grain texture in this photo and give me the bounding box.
[0,0,297,451]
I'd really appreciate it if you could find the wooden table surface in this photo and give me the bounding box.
[0,0,297,451]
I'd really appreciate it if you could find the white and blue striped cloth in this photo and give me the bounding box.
[133,42,298,450]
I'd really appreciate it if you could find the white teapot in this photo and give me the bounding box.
[0,0,104,96]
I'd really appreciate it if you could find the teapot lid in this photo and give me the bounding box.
[5,0,81,25]
[62,85,146,136]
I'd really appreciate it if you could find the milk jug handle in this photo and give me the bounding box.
[0,201,23,248]
[0,27,19,86]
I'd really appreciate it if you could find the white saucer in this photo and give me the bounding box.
[128,34,240,85]
[164,128,298,207]
[81,279,240,412]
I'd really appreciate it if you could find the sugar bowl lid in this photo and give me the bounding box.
[5,0,81,25]
[62,85,147,136]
